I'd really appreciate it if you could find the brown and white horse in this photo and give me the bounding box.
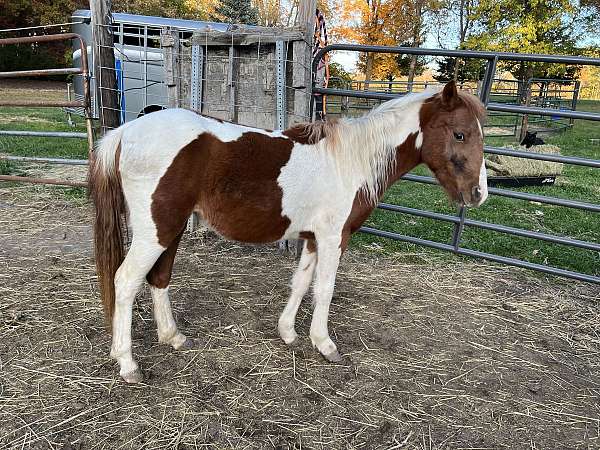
[89,81,488,383]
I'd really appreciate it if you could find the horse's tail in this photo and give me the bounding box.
[88,126,127,327]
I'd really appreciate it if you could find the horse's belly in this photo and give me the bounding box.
[196,197,291,243]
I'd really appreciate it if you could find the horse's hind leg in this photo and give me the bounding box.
[111,235,164,383]
[146,230,193,350]
[278,239,317,346]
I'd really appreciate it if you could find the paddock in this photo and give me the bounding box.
[1,185,598,449]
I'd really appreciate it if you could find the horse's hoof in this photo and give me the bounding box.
[122,369,143,384]
[179,338,198,350]
[322,349,343,363]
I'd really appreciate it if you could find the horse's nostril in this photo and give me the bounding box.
[472,186,482,201]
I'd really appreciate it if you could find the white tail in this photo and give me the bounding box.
[95,125,127,176]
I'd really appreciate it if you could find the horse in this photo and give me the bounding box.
[89,81,488,383]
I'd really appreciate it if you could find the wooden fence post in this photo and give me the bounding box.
[89,0,120,133]
[161,28,181,108]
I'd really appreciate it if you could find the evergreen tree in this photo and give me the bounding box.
[434,56,485,81]
[396,43,427,78]
[211,0,259,25]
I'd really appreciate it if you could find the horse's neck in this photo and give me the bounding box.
[344,135,422,235]
[385,134,423,191]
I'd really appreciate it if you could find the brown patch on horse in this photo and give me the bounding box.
[88,142,126,327]
[341,132,422,252]
[282,121,333,145]
[151,132,294,247]
[146,230,184,288]
[299,231,317,253]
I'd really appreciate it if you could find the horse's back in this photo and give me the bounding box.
[118,109,209,176]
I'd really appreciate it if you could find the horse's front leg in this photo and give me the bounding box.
[310,234,343,362]
[278,239,317,345]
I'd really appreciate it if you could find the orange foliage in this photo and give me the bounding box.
[331,0,434,78]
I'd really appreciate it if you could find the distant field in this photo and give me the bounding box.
[1,81,599,277]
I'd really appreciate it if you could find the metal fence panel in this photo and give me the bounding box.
[312,44,600,284]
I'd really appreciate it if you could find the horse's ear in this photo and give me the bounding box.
[441,80,459,109]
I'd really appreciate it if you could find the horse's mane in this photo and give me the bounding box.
[295,88,486,205]
[313,89,439,204]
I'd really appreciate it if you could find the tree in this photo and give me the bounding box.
[211,0,259,24]
[404,0,425,91]
[254,0,281,26]
[395,42,426,77]
[465,0,582,80]
[464,0,584,139]
[0,0,88,72]
[334,0,414,84]
[328,61,353,88]
[434,55,485,81]
[431,0,480,80]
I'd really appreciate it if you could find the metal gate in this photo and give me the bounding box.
[0,33,94,187]
[312,44,600,284]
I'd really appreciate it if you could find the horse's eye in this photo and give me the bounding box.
[454,132,465,142]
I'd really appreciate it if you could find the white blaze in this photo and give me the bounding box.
[477,158,489,206]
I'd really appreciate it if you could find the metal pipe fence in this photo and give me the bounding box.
[0,32,94,188]
[312,44,600,284]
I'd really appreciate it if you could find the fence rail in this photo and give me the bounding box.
[312,44,600,284]
[0,32,94,188]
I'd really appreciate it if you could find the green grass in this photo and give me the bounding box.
[1,101,598,277]
[351,99,600,277]
[0,159,25,176]
[0,107,88,159]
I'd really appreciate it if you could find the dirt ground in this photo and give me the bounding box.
[0,185,599,450]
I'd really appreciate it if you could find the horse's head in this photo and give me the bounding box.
[419,81,488,207]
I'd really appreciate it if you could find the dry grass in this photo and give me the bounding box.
[486,144,564,178]
[0,184,599,449]
[0,80,68,104]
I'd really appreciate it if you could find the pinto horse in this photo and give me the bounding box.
[89,81,488,383]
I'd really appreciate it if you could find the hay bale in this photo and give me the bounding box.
[486,144,563,178]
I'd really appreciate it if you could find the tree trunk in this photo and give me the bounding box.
[365,53,374,90]
[407,54,417,92]
[519,64,535,142]
[452,58,460,81]
[406,0,423,92]
[90,0,120,133]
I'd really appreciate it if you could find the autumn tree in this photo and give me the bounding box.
[333,0,413,83]
[254,0,281,26]
[0,0,87,72]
